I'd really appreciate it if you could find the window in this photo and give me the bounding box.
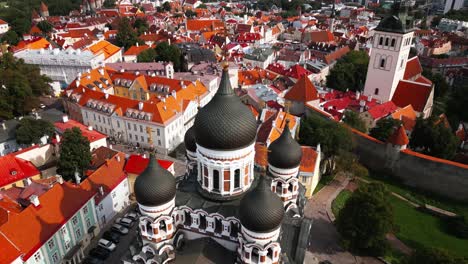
[83,205,88,214]
[60,227,67,236]
[47,239,55,250]
[98,115,101,122]
[157,129,160,136]
[108,118,111,125]
[105,128,107,134]
[213,170,220,192]
[385,37,389,46]
[72,216,78,226]
[140,125,143,133]
[65,240,70,250]
[99,204,104,210]
[117,121,120,128]
[33,252,41,262]
[234,169,240,189]
[85,112,88,119]
[134,124,137,131]
[391,38,396,47]
[93,113,96,121]
[400,59,404,68]
[86,218,91,228]
[75,228,82,238]
[380,58,386,68]
[158,140,161,146]
[374,88,379,95]
[129,133,132,139]
[52,252,59,263]
[112,191,116,198]
[379,37,383,45]
[127,123,131,130]
[141,136,144,142]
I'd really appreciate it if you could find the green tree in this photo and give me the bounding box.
[370,118,402,141]
[162,1,172,11]
[342,110,367,132]
[103,0,116,8]
[57,127,92,183]
[185,9,197,18]
[133,17,149,35]
[336,183,394,256]
[155,41,181,71]
[198,3,207,9]
[409,116,459,160]
[431,16,442,28]
[15,118,55,145]
[1,30,20,45]
[423,70,449,98]
[326,51,369,91]
[115,17,140,50]
[408,247,467,264]
[137,48,157,62]
[446,83,468,126]
[36,20,53,34]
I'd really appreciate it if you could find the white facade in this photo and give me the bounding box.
[0,139,19,156]
[95,177,131,227]
[444,0,464,14]
[0,22,9,34]
[363,30,414,103]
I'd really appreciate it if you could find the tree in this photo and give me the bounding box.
[137,48,157,62]
[57,127,92,183]
[15,118,55,145]
[336,183,394,256]
[198,3,207,9]
[409,116,459,160]
[103,0,116,8]
[326,51,369,91]
[342,110,367,132]
[185,9,197,18]
[133,17,149,35]
[431,16,442,28]
[162,2,172,11]
[408,247,467,264]
[155,41,181,71]
[115,18,140,50]
[370,118,402,141]
[36,20,53,34]
[423,70,449,98]
[447,83,468,126]
[1,30,20,45]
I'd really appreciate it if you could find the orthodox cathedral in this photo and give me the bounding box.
[123,62,312,264]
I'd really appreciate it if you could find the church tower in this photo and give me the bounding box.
[363,0,414,103]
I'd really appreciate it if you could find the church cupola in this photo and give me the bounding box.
[193,63,258,200]
[184,126,197,161]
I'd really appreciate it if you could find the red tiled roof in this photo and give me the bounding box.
[391,80,433,112]
[404,56,422,80]
[367,101,398,120]
[254,143,268,168]
[284,75,319,102]
[186,19,223,31]
[300,146,318,173]
[402,149,468,169]
[0,156,40,188]
[387,125,409,146]
[54,119,107,142]
[124,154,173,175]
[123,44,151,56]
[0,233,21,263]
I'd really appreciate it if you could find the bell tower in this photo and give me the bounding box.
[363,0,414,103]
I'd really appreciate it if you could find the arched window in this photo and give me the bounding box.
[146,221,153,236]
[391,38,396,47]
[276,181,282,195]
[380,58,386,68]
[184,211,192,226]
[213,170,220,192]
[267,248,274,261]
[230,222,239,237]
[379,37,383,45]
[199,214,207,230]
[159,220,167,233]
[214,218,222,234]
[234,169,240,189]
[385,37,389,46]
[374,88,379,95]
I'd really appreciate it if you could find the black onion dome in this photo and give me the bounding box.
[194,67,257,150]
[239,177,284,232]
[134,154,176,206]
[184,126,197,152]
[268,120,302,169]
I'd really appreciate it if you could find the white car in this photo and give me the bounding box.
[125,212,138,221]
[116,217,134,228]
[98,238,116,251]
[39,103,46,109]
[111,224,129,235]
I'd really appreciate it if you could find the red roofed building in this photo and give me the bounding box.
[360,101,398,128]
[123,44,151,62]
[54,116,108,151]
[0,155,40,190]
[403,56,423,81]
[391,80,434,118]
[284,75,319,115]
[298,145,321,198]
[39,1,49,17]
[387,125,409,148]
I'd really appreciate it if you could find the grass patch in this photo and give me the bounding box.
[313,173,336,194]
[382,246,408,264]
[391,196,468,258]
[332,190,352,217]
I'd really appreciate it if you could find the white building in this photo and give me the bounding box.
[0,19,9,34]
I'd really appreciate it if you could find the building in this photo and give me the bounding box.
[0,155,40,190]
[0,119,20,156]
[54,116,108,151]
[122,62,312,264]
[0,19,9,34]
[243,47,275,69]
[284,75,320,116]
[442,0,465,14]
[86,40,122,64]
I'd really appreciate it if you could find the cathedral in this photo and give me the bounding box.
[123,62,312,264]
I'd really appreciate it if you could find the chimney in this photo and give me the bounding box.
[105,93,109,99]
[138,101,144,110]
[136,42,139,47]
[356,91,360,100]
[62,115,69,123]
[88,125,93,131]
[2,122,6,130]
[74,171,81,184]
[116,155,120,162]
[56,175,64,184]
[76,80,80,87]
[98,68,105,75]
[135,71,140,76]
[23,178,32,186]
[55,133,61,143]
[29,195,40,207]
[367,95,372,102]
[99,186,104,196]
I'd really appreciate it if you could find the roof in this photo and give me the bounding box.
[391,105,417,131]
[391,80,433,112]
[284,75,319,102]
[124,154,173,175]
[86,40,121,59]
[123,44,151,56]
[0,19,8,25]
[404,56,423,80]
[387,125,409,146]
[186,19,223,31]
[300,146,318,173]
[54,119,107,143]
[367,101,398,120]
[0,155,40,188]
[254,143,268,168]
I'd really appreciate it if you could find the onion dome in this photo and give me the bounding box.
[134,154,176,206]
[194,66,257,150]
[239,177,284,232]
[268,120,302,169]
[184,126,196,153]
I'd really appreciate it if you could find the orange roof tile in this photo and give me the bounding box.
[391,105,417,131]
[402,149,468,169]
[86,40,121,59]
[254,142,268,168]
[284,75,319,102]
[300,146,318,173]
[387,125,409,146]
[186,19,223,31]
[123,44,151,56]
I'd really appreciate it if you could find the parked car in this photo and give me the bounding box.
[82,256,105,264]
[111,224,129,235]
[125,212,138,221]
[39,103,46,109]
[103,231,120,244]
[89,247,110,260]
[98,239,117,252]
[116,217,134,228]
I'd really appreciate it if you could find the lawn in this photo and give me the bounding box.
[331,190,352,217]
[391,196,468,258]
